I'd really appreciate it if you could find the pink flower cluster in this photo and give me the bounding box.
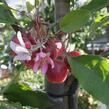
[9,15,81,83]
[10,31,54,75]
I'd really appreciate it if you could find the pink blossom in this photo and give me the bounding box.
[10,31,31,61]
[33,51,54,75]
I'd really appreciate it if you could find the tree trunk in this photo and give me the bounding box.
[54,0,70,20]
[45,0,78,109]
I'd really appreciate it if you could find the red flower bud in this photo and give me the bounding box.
[45,38,65,59]
[69,51,81,57]
[46,59,69,83]
[25,42,31,49]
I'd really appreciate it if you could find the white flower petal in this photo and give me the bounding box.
[35,54,40,62]
[55,42,62,49]
[15,46,29,54]
[14,53,31,61]
[10,41,29,54]
[17,31,25,47]
[10,41,20,54]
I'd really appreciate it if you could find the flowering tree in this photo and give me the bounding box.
[1,0,109,109]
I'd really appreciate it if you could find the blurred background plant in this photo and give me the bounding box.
[78,89,99,109]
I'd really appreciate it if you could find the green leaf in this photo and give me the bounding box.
[68,55,109,104]
[83,0,109,12]
[0,105,8,109]
[60,9,90,33]
[26,1,34,12]
[9,102,23,109]
[35,0,41,6]
[3,83,53,109]
[89,13,109,36]
[70,0,74,5]
[47,0,51,5]
[0,2,16,24]
[60,0,109,33]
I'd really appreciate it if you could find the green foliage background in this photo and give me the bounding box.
[1,0,109,109]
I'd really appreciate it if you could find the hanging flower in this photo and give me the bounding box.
[10,31,31,61]
[33,51,54,75]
